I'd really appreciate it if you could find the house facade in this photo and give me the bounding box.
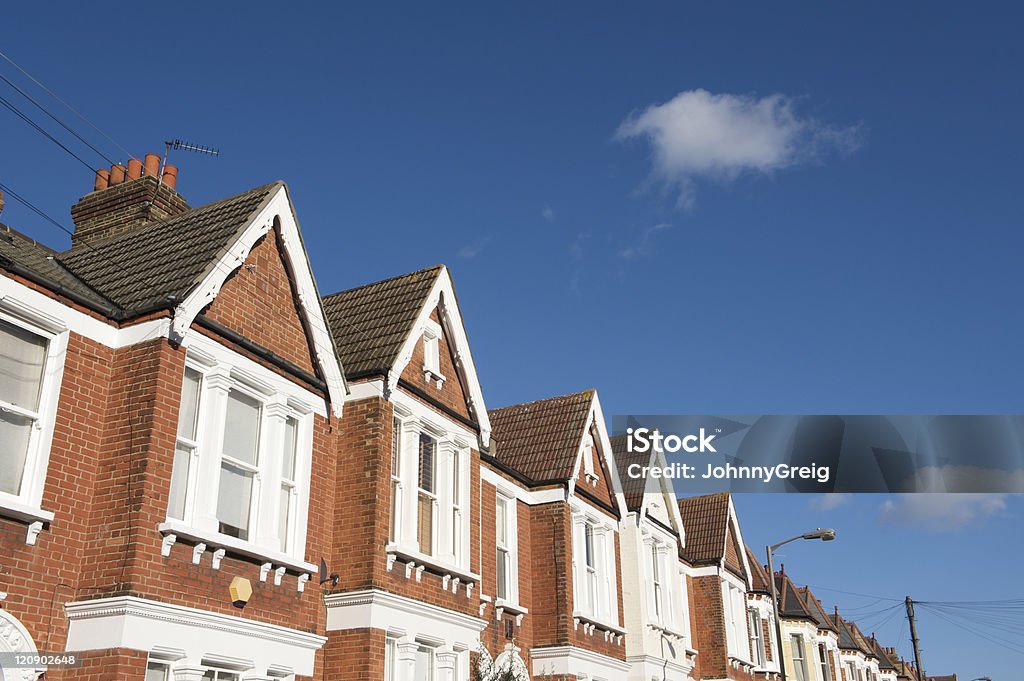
[0,167,934,681]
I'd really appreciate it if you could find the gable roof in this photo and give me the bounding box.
[610,434,649,511]
[870,637,897,670]
[830,611,870,654]
[676,493,732,565]
[0,223,112,308]
[745,545,772,594]
[321,265,443,379]
[489,389,596,483]
[2,182,347,415]
[774,572,817,622]
[60,183,278,313]
[848,621,879,659]
[797,586,839,632]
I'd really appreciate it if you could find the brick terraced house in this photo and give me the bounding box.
[0,166,933,681]
[485,390,630,681]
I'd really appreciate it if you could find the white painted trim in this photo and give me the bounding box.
[386,267,491,445]
[0,608,44,681]
[157,520,317,574]
[169,185,346,416]
[479,466,566,506]
[529,645,631,679]
[567,392,629,519]
[64,596,325,676]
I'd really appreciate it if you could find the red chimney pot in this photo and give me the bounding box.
[94,169,110,191]
[110,164,126,185]
[162,164,178,190]
[127,158,143,180]
[144,154,160,177]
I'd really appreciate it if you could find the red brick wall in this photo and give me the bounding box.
[202,228,317,376]
[399,309,472,421]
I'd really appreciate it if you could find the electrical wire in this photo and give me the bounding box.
[0,47,135,162]
[0,70,117,166]
[0,92,98,172]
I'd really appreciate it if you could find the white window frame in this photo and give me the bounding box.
[162,353,315,564]
[416,431,438,556]
[386,400,473,576]
[421,320,444,385]
[390,415,404,543]
[818,642,833,681]
[384,637,398,681]
[791,634,808,681]
[494,491,520,606]
[0,306,67,521]
[749,608,766,666]
[570,507,620,629]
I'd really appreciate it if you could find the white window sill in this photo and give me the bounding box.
[648,621,688,640]
[422,367,446,387]
[158,520,317,574]
[494,598,529,616]
[572,610,626,635]
[0,497,55,525]
[385,543,480,584]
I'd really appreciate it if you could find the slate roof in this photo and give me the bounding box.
[60,183,277,312]
[0,224,111,307]
[745,545,772,594]
[676,493,732,565]
[2,183,279,318]
[488,390,594,483]
[830,611,870,654]
[321,265,442,379]
[797,586,839,632]
[610,433,650,511]
[774,572,817,622]
[870,637,897,670]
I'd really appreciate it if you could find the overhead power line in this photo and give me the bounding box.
[0,92,98,172]
[0,47,134,162]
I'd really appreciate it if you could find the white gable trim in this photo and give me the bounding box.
[640,446,687,541]
[169,184,347,416]
[724,495,754,590]
[388,266,491,444]
[567,391,629,519]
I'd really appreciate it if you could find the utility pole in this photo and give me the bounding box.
[905,596,927,681]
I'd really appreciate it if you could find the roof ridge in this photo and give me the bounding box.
[488,388,595,414]
[322,264,445,300]
[0,224,58,253]
[59,181,283,255]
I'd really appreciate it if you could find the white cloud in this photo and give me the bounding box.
[809,493,852,512]
[542,205,555,222]
[458,238,488,259]
[877,494,1011,532]
[620,223,671,261]
[615,89,864,206]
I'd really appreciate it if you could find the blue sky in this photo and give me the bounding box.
[2,3,1023,678]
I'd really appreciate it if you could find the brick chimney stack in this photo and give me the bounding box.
[70,153,188,246]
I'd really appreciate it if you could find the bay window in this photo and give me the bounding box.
[650,542,663,620]
[0,312,65,514]
[791,635,808,681]
[0,318,49,498]
[817,643,832,681]
[571,511,618,625]
[164,356,314,562]
[417,432,437,555]
[749,609,766,666]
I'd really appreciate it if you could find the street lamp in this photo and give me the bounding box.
[766,528,836,681]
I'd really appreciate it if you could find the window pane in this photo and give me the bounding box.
[584,524,595,568]
[224,390,261,465]
[282,416,298,480]
[418,433,435,492]
[415,646,434,681]
[145,663,169,681]
[0,318,47,410]
[0,409,32,495]
[168,443,192,519]
[391,417,401,476]
[279,484,292,551]
[177,368,202,439]
[217,460,254,539]
[418,492,433,554]
[496,547,508,599]
[496,498,507,546]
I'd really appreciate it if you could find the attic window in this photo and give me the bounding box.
[582,434,598,485]
[422,320,445,388]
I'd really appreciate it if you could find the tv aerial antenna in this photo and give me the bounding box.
[161,138,221,181]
